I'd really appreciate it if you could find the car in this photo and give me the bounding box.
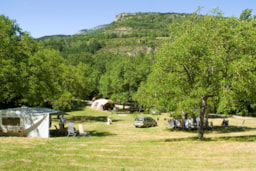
[134,116,157,128]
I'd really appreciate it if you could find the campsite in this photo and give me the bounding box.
[2,1,256,170]
[0,105,256,170]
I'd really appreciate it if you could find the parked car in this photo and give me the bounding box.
[134,116,157,128]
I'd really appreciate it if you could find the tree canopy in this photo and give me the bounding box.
[99,53,151,106]
[0,15,96,110]
[136,11,256,138]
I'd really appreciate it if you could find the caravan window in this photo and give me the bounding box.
[2,117,20,126]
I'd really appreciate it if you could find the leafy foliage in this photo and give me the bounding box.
[2,10,256,120]
[136,11,256,138]
[0,15,96,110]
[99,53,151,105]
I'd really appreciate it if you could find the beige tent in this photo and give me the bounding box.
[91,99,114,111]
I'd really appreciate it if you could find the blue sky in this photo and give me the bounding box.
[1,0,256,38]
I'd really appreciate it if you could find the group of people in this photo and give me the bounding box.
[221,119,229,127]
[168,117,214,130]
[168,117,230,130]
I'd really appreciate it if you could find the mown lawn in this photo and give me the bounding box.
[0,107,256,171]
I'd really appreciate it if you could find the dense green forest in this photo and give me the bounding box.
[36,12,194,109]
[1,10,256,121]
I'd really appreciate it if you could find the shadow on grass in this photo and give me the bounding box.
[166,126,256,134]
[163,135,256,142]
[70,115,122,123]
[211,126,256,133]
[71,115,107,122]
[89,130,116,137]
[50,129,116,138]
[50,130,67,137]
[164,125,256,142]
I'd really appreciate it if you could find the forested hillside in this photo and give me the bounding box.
[36,12,193,109]
[39,12,191,56]
[2,10,256,119]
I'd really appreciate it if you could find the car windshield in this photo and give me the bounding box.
[135,117,144,121]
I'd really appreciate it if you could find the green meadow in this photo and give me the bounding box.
[1,107,256,171]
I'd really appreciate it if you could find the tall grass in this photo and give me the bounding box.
[0,107,256,170]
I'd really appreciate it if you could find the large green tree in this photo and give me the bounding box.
[136,11,256,138]
[0,15,94,110]
[99,53,151,106]
[23,48,65,106]
[0,15,35,107]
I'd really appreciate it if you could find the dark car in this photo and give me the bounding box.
[134,116,157,128]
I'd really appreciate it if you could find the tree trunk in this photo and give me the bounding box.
[198,96,207,139]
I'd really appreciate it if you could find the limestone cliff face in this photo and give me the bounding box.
[114,13,136,22]
[75,25,108,36]
[76,12,189,36]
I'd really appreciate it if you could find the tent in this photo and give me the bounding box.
[91,99,114,111]
[0,107,63,138]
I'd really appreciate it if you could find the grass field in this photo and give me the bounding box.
[0,107,256,171]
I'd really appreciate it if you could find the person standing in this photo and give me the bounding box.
[107,116,112,125]
[60,116,66,129]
